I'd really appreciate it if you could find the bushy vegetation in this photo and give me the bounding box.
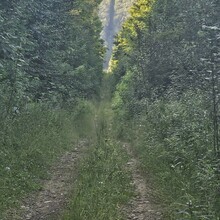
[0,0,103,216]
[115,91,220,219]
[0,0,103,108]
[110,0,220,219]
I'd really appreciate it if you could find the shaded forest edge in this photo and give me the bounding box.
[0,0,103,218]
[109,0,220,219]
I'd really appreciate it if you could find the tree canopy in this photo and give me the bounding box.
[0,0,104,116]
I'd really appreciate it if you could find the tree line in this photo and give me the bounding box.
[0,0,103,117]
[111,0,220,218]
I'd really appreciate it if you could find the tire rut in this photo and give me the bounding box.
[7,140,89,220]
[122,143,163,220]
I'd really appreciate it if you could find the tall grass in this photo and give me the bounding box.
[0,100,95,219]
[62,106,133,220]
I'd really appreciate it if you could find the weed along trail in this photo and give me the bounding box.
[11,140,90,220]
[122,144,162,220]
[2,0,220,219]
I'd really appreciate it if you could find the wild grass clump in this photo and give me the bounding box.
[62,110,133,220]
[0,100,95,219]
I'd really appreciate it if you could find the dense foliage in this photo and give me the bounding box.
[0,0,103,217]
[0,0,103,113]
[111,0,220,218]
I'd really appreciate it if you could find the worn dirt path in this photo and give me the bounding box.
[5,139,163,220]
[122,143,163,220]
[7,140,89,220]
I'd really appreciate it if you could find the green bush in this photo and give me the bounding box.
[114,90,220,219]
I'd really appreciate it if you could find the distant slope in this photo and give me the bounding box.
[99,0,135,69]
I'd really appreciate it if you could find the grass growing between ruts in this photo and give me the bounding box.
[62,109,133,220]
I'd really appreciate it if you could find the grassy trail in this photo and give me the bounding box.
[2,77,163,220]
[61,91,134,219]
[60,77,163,220]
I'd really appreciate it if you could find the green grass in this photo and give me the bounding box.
[0,98,133,220]
[0,100,96,219]
[62,107,133,220]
